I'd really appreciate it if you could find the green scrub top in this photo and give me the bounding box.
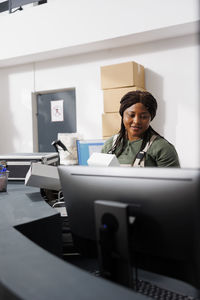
[101,135,180,167]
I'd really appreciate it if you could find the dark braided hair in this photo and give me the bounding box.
[110,90,161,157]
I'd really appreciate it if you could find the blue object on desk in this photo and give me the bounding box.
[0,163,7,173]
[76,140,105,165]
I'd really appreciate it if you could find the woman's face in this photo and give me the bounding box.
[123,102,151,141]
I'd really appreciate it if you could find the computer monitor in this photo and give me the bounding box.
[76,139,105,165]
[58,166,200,292]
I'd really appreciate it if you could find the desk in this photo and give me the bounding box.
[0,182,147,300]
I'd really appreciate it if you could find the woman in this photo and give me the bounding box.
[101,90,180,167]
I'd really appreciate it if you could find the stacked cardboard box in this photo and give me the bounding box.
[100,61,145,139]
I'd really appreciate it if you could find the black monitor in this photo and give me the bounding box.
[58,166,200,293]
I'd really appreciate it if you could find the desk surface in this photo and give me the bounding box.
[0,183,148,300]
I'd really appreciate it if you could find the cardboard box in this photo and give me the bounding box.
[102,113,121,137]
[101,61,145,90]
[103,86,145,113]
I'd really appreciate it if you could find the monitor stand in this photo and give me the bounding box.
[94,200,134,288]
[94,200,200,299]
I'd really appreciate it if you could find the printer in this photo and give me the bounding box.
[0,152,59,180]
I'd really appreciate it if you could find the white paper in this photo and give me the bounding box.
[51,100,64,122]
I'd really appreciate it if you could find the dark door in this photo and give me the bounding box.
[36,89,76,152]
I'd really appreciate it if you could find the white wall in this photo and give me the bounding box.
[0,64,34,152]
[0,0,199,168]
[0,0,198,66]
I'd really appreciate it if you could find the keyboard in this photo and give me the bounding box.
[133,280,199,300]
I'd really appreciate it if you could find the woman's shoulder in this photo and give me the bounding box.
[101,135,117,153]
[152,136,177,151]
[148,135,180,167]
